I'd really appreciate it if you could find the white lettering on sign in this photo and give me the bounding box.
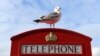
[21,45,82,54]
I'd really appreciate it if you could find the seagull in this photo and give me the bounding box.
[33,6,61,28]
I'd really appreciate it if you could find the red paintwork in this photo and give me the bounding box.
[10,28,92,56]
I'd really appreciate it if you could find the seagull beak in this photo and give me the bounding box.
[59,7,61,10]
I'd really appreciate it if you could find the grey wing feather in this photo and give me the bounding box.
[40,15,46,19]
[48,12,59,18]
[39,12,59,20]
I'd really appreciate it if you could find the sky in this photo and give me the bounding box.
[0,0,100,56]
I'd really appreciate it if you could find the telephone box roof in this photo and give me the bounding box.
[11,28,92,41]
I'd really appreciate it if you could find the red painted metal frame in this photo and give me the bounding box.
[10,28,92,56]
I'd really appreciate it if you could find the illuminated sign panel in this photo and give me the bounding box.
[21,45,82,54]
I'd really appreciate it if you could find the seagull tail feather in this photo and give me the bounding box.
[34,19,41,23]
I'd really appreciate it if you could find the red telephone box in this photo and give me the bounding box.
[10,28,92,56]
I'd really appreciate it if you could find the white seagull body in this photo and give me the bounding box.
[34,6,61,28]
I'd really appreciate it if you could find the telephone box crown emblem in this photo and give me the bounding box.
[45,32,57,41]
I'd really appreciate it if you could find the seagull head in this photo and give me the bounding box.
[54,6,61,13]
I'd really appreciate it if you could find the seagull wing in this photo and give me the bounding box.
[47,12,59,19]
[34,12,60,23]
[40,12,59,20]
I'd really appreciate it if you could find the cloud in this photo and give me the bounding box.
[92,47,100,56]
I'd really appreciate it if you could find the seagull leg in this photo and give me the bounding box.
[53,24,55,28]
[50,24,52,28]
